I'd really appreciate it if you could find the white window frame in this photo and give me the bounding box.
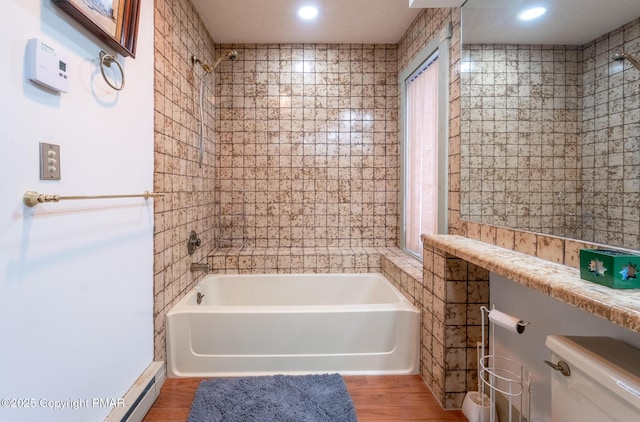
[399,24,451,259]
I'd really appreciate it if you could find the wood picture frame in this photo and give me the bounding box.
[53,0,141,58]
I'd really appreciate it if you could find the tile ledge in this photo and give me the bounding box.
[422,234,640,334]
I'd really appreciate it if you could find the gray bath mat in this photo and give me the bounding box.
[187,373,357,422]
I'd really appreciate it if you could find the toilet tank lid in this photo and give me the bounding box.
[546,335,640,403]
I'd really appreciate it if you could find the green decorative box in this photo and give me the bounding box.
[579,249,640,289]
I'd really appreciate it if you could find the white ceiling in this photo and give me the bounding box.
[191,0,640,46]
[463,0,640,45]
[190,0,427,44]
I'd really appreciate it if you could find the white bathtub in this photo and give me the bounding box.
[166,273,420,377]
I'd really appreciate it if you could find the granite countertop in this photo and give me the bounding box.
[422,234,640,334]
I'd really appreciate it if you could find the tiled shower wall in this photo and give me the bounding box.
[581,18,640,248]
[460,17,640,250]
[153,0,218,361]
[214,44,400,248]
[210,9,478,408]
[460,44,583,239]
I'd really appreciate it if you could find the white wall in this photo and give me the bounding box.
[0,1,154,421]
[490,273,640,422]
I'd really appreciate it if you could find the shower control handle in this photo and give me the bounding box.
[187,230,201,255]
[544,360,571,376]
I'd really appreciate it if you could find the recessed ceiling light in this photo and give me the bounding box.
[519,7,546,21]
[298,6,318,20]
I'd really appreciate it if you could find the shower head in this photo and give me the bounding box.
[226,50,239,61]
[612,52,626,61]
[612,52,640,71]
[211,50,239,70]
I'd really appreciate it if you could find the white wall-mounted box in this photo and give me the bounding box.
[27,38,70,93]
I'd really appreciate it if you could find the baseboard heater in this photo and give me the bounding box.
[104,361,165,422]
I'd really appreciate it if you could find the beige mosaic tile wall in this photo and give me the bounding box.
[422,244,489,409]
[460,44,583,239]
[153,0,218,360]
[581,17,640,248]
[214,44,400,248]
[460,17,640,250]
[208,246,392,273]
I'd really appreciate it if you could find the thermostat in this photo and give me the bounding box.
[27,38,70,93]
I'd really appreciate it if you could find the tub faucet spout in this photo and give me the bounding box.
[190,262,210,273]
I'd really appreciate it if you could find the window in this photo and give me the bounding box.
[400,30,450,258]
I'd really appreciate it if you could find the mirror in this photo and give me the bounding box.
[460,0,640,250]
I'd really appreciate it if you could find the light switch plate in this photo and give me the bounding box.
[40,142,61,180]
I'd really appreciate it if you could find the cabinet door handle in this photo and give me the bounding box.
[544,360,571,376]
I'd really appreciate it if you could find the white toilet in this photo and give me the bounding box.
[546,335,640,421]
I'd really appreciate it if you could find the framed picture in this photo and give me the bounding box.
[53,0,141,58]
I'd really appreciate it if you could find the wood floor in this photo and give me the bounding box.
[143,375,466,421]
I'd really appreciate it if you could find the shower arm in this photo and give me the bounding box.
[211,51,239,71]
[210,56,226,71]
[625,55,640,71]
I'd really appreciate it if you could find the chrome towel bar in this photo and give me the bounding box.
[23,190,164,208]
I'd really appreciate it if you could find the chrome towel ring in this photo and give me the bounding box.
[99,51,125,91]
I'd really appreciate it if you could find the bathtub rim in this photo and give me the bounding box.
[168,272,418,314]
